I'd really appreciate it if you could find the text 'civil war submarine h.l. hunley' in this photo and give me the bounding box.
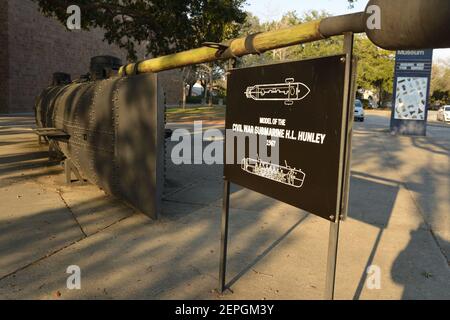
[34,0,450,219]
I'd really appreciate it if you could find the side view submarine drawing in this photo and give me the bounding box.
[244,78,311,106]
[241,158,306,188]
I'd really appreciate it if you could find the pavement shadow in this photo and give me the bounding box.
[351,116,450,299]
[225,214,310,289]
[0,125,63,189]
[391,225,450,300]
[0,194,134,280]
[0,116,35,128]
[348,173,399,299]
[0,112,448,299]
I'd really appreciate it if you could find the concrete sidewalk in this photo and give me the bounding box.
[0,115,448,299]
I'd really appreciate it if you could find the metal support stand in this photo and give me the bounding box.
[64,158,84,184]
[218,58,237,293]
[219,37,355,299]
[325,220,340,300]
[48,141,59,161]
[324,32,355,300]
[219,179,231,293]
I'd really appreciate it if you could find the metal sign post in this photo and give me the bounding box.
[219,179,230,293]
[219,58,237,294]
[219,33,356,298]
[324,32,355,300]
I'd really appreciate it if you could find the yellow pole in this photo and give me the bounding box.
[119,20,324,76]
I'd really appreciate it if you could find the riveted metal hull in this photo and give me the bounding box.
[35,74,164,219]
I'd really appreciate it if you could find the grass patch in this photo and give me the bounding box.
[166,105,226,122]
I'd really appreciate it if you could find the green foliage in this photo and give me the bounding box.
[33,0,246,61]
[239,11,395,103]
[431,90,449,105]
[239,10,337,66]
[186,94,225,105]
[186,96,204,104]
[354,36,395,101]
[431,60,450,104]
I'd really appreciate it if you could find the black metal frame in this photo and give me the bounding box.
[64,158,85,184]
[324,32,355,300]
[218,32,355,298]
[219,179,230,293]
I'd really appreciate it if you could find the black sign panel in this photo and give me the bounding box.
[224,55,350,222]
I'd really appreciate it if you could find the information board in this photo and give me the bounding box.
[224,55,352,222]
[390,49,433,136]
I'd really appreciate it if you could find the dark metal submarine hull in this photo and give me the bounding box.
[35,73,165,219]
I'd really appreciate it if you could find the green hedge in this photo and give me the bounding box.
[186,96,203,104]
[186,96,227,105]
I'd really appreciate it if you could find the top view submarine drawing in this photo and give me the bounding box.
[244,78,311,106]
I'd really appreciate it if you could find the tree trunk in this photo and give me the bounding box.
[208,87,213,107]
[208,69,213,107]
[182,82,187,109]
[203,82,208,106]
[378,83,384,107]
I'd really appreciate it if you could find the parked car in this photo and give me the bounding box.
[382,101,393,109]
[354,99,365,122]
[437,105,450,122]
[368,100,378,109]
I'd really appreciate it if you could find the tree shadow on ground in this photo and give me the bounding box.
[0,113,448,300]
[349,119,450,299]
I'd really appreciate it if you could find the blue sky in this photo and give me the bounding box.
[244,0,450,61]
[244,0,366,21]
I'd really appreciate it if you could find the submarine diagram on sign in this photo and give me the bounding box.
[241,158,306,188]
[244,78,311,106]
